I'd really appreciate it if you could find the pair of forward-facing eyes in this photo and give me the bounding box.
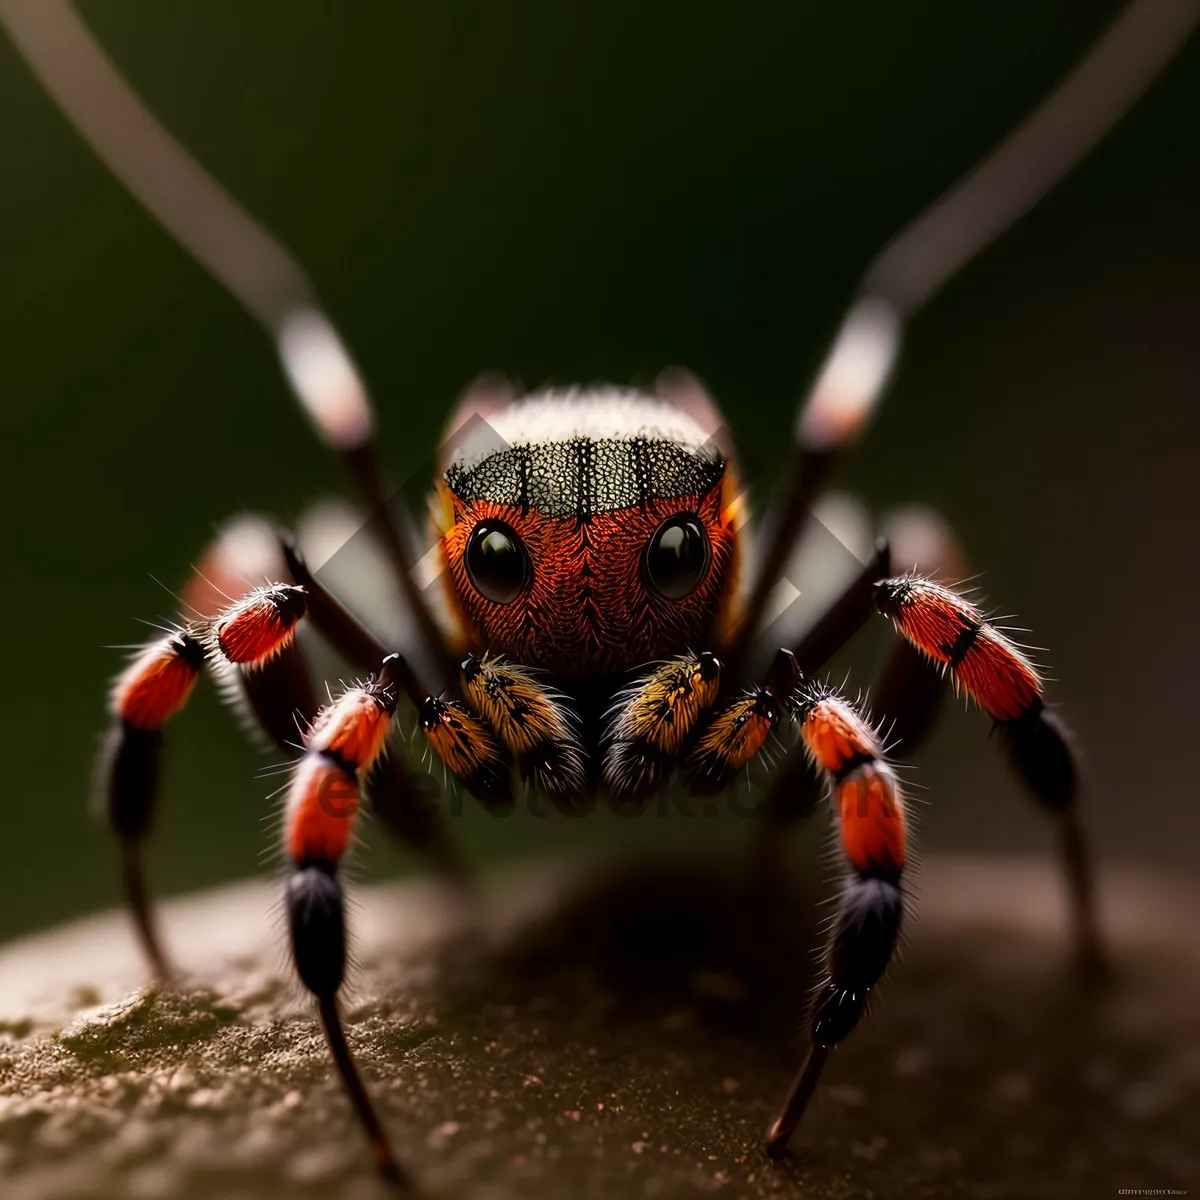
[458,513,712,604]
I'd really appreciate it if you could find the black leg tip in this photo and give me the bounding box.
[1002,705,1078,810]
[1073,935,1114,986]
[763,1121,792,1160]
[374,1151,413,1191]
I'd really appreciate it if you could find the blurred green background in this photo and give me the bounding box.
[1,2,1197,945]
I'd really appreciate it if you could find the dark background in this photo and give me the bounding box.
[0,2,1196,945]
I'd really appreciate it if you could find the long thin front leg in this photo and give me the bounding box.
[754,511,951,853]
[690,0,1200,666]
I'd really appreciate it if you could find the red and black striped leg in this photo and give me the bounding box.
[284,753,408,1188]
[867,507,964,757]
[749,539,891,870]
[283,663,413,1186]
[766,683,907,1157]
[102,629,207,980]
[101,583,309,979]
[185,517,320,756]
[874,575,1105,975]
[286,537,512,815]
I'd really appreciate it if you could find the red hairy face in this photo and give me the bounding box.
[439,485,737,677]
[434,389,740,677]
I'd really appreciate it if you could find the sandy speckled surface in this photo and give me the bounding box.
[0,853,1196,1199]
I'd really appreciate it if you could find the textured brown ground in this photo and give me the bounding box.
[0,853,1196,1200]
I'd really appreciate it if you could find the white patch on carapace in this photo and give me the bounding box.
[443,387,725,518]
[447,388,712,466]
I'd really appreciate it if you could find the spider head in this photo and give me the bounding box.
[436,388,740,678]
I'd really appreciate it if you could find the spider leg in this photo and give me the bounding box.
[873,573,1103,973]
[863,507,966,757]
[272,315,453,678]
[681,527,890,801]
[459,653,587,806]
[790,537,891,676]
[282,662,410,1187]
[184,517,323,757]
[682,649,798,794]
[338,436,453,677]
[104,528,485,980]
[601,651,723,803]
[102,579,308,979]
[106,602,461,1181]
[285,538,514,811]
[765,681,907,1157]
[734,538,891,864]
[101,629,206,980]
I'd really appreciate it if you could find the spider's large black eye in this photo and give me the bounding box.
[643,513,710,600]
[464,520,529,604]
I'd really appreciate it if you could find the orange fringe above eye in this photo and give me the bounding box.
[285,753,360,864]
[112,631,205,729]
[835,761,906,875]
[306,687,394,772]
[801,697,882,775]
[214,584,306,665]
